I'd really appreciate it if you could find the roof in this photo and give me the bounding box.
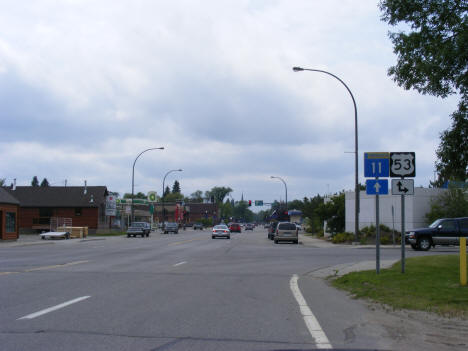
[3,186,108,208]
[0,188,20,205]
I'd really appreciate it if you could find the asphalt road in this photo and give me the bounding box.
[0,228,465,351]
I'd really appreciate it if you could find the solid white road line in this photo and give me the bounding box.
[173,261,187,267]
[290,274,332,349]
[18,296,91,320]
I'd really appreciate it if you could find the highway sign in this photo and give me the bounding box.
[391,179,414,195]
[366,179,389,195]
[254,200,263,206]
[364,152,390,178]
[390,152,415,177]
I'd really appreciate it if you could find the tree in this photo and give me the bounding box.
[433,102,468,186]
[315,192,345,234]
[189,190,204,202]
[31,176,39,187]
[205,186,233,204]
[40,178,49,187]
[426,186,468,222]
[164,186,171,197]
[0,178,5,186]
[380,0,468,183]
[379,0,468,100]
[123,192,146,199]
[172,180,181,194]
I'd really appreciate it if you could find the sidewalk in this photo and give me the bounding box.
[0,234,106,248]
[299,233,405,250]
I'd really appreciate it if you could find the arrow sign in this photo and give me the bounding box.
[366,179,388,195]
[391,179,414,195]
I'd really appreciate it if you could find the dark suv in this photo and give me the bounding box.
[268,222,279,240]
[406,217,468,251]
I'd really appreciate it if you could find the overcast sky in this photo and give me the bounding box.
[0,0,458,209]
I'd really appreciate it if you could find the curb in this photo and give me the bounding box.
[308,259,400,278]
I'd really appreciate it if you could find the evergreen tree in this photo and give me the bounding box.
[31,176,39,187]
[40,178,50,187]
[172,180,181,194]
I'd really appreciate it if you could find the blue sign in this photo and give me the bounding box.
[364,152,390,178]
[366,179,389,195]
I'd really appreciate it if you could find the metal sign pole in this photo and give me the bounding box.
[401,189,406,273]
[376,186,380,274]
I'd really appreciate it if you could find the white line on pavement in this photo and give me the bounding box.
[290,274,332,349]
[173,261,187,267]
[18,296,91,320]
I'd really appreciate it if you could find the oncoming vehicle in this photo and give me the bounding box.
[212,225,230,239]
[163,222,179,234]
[193,223,204,230]
[245,223,254,231]
[274,222,299,244]
[127,222,151,237]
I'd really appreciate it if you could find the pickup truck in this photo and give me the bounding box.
[127,222,151,237]
[406,217,468,251]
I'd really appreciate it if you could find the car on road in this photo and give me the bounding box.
[193,223,204,230]
[212,224,230,239]
[274,222,299,244]
[127,222,151,237]
[267,222,279,240]
[406,217,468,251]
[229,223,241,233]
[245,223,254,231]
[163,222,179,234]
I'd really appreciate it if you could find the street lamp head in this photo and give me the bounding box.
[292,66,304,72]
[177,169,183,172]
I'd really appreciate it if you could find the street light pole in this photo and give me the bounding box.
[270,176,288,211]
[292,66,359,242]
[162,169,183,225]
[131,147,164,224]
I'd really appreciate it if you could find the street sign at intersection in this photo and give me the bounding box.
[390,152,416,177]
[391,179,414,195]
[364,152,390,178]
[366,179,388,195]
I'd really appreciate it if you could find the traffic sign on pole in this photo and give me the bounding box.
[364,152,390,178]
[391,179,414,195]
[366,179,389,195]
[390,152,416,177]
[254,200,264,206]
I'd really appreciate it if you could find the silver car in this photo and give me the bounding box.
[274,222,298,244]
[212,225,230,239]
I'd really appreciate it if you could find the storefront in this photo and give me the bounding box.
[0,188,20,240]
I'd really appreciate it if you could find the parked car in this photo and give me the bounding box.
[193,223,204,230]
[274,222,299,244]
[127,222,151,237]
[406,217,468,251]
[163,222,179,234]
[212,224,230,239]
[229,223,241,233]
[245,223,254,231]
[268,222,279,240]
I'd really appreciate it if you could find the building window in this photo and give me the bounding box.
[75,208,82,216]
[6,212,16,233]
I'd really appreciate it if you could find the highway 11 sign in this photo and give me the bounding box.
[364,152,390,178]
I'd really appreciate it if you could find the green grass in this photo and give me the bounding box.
[332,255,468,318]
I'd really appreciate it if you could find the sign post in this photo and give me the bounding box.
[390,152,416,274]
[364,152,390,274]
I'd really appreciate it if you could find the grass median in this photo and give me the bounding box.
[332,255,468,318]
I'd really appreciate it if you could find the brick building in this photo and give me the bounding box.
[0,188,20,240]
[3,186,109,234]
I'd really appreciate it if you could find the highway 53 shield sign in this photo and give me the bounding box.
[390,152,415,177]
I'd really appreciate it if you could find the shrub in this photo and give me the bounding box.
[331,232,354,244]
